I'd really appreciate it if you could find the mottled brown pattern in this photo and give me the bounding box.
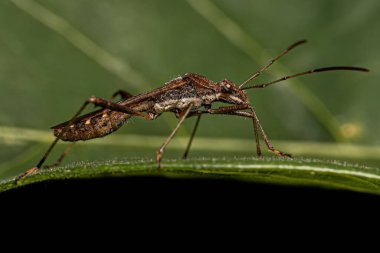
[52,109,131,141]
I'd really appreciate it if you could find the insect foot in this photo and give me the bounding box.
[156,150,163,171]
[269,148,292,158]
[15,167,39,184]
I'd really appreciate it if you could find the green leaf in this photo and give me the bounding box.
[2,158,380,195]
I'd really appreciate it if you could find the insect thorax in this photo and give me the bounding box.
[153,83,216,114]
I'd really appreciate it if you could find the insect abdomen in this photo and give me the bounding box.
[52,110,131,141]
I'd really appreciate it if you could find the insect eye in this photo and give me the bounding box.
[221,82,231,92]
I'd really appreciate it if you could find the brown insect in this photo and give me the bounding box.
[16,40,368,181]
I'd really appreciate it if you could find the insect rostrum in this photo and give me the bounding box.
[16,40,368,182]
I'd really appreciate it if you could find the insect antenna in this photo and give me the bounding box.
[239,39,307,89]
[240,66,369,90]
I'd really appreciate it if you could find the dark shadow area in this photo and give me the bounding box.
[2,177,379,208]
[2,177,380,230]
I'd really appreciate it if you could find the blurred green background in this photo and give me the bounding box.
[0,0,378,179]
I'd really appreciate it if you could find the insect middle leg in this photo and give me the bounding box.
[157,104,194,169]
[182,114,202,159]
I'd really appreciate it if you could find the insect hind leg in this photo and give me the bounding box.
[16,90,137,182]
[111,89,134,100]
[42,142,75,169]
[15,138,60,183]
[44,89,135,169]
[45,90,137,167]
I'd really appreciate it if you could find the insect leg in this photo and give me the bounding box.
[111,89,134,100]
[182,114,202,159]
[248,107,290,157]
[44,91,136,169]
[16,95,141,182]
[15,138,60,182]
[43,142,75,169]
[252,114,262,158]
[157,104,193,169]
[16,98,98,181]
[194,106,288,158]
[181,105,251,158]
[222,109,290,158]
[199,105,262,157]
[206,104,251,114]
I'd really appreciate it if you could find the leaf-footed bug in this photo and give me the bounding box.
[16,40,369,182]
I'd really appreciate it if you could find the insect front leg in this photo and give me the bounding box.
[182,105,250,159]
[157,104,194,169]
[199,105,262,158]
[190,105,289,158]
[248,107,291,158]
[207,107,290,158]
